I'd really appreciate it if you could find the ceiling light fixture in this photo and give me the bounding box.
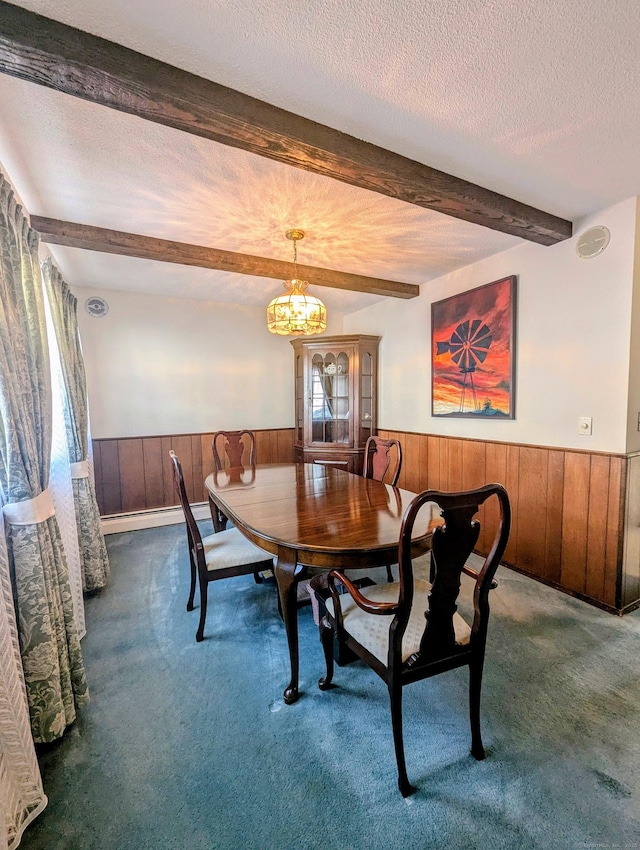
[267,229,327,336]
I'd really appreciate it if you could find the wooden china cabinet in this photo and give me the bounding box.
[290,334,380,474]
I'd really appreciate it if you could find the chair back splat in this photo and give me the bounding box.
[311,483,511,797]
[169,449,202,602]
[212,430,256,471]
[210,430,256,531]
[362,436,402,581]
[363,436,402,486]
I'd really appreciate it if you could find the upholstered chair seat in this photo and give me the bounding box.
[325,579,471,665]
[201,526,272,573]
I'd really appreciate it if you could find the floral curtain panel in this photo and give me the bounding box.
[43,259,109,594]
[0,513,47,850]
[0,173,88,744]
[48,366,86,639]
[45,282,85,638]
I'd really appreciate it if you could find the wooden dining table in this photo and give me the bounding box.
[204,462,434,704]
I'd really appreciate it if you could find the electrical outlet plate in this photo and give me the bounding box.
[578,416,592,436]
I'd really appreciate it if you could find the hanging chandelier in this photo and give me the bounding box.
[267,229,327,336]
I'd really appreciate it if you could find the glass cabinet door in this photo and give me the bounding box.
[360,351,374,445]
[291,335,379,470]
[295,353,304,443]
[310,349,351,445]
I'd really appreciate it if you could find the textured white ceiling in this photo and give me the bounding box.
[1,0,639,310]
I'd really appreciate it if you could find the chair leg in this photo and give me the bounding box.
[469,654,486,760]
[196,574,209,643]
[187,552,197,612]
[318,615,335,690]
[389,678,413,796]
[385,564,394,582]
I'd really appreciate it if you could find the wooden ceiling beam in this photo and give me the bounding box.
[0,2,572,246]
[30,217,420,299]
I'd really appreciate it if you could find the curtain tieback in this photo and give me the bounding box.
[2,488,56,525]
[70,460,89,479]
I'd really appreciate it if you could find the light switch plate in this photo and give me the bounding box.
[578,416,592,436]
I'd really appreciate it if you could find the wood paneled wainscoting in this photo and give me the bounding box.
[379,430,638,615]
[91,426,640,614]
[92,428,295,517]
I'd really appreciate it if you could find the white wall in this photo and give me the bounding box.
[74,286,343,438]
[71,197,639,452]
[626,198,640,453]
[345,198,638,454]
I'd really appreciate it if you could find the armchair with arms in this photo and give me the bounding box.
[311,483,511,796]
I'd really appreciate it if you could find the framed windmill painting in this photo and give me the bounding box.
[431,276,517,419]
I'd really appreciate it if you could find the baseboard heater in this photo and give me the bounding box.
[100,503,210,535]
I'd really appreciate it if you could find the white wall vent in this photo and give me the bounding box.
[576,226,610,259]
[85,296,109,317]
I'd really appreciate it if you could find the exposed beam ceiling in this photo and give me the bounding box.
[31,217,420,299]
[0,1,572,247]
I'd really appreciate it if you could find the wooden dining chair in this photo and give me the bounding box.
[212,429,256,471]
[363,435,402,486]
[169,450,274,642]
[210,430,256,532]
[311,483,511,796]
[363,436,402,580]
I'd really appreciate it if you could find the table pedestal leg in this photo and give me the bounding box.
[274,548,301,705]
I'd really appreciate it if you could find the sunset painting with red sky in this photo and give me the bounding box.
[431,276,516,418]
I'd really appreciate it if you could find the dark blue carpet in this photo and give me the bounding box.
[20,522,640,849]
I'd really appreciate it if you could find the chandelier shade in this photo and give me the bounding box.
[267,230,327,336]
[267,279,327,336]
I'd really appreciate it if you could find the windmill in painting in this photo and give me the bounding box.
[431,276,516,419]
[436,319,493,413]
